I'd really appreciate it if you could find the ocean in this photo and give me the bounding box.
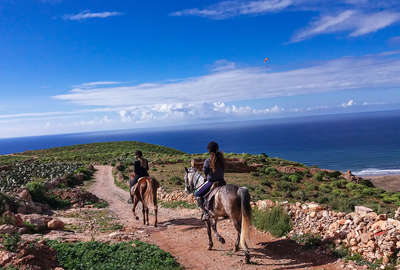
[1,110,400,176]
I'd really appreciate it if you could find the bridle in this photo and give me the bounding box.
[185,167,205,194]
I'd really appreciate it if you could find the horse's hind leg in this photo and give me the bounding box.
[205,219,213,250]
[233,219,241,252]
[211,218,225,244]
[146,208,149,225]
[132,196,139,220]
[142,205,146,225]
[154,207,158,227]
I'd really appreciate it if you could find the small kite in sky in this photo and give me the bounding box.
[264,57,270,63]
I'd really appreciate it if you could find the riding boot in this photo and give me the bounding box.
[197,197,209,220]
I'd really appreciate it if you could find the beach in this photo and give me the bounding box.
[366,174,400,192]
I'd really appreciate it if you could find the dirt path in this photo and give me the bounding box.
[90,166,344,270]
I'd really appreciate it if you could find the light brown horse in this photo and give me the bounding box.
[184,167,252,263]
[131,176,159,227]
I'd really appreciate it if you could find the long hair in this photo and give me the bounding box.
[210,151,224,173]
[135,150,148,169]
[207,141,224,173]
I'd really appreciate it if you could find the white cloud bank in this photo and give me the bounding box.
[63,11,123,21]
[54,52,400,107]
[171,0,293,20]
[292,10,400,42]
[171,0,400,42]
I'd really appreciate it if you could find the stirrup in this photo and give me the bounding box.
[201,211,209,221]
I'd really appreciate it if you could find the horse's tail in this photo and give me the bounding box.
[238,187,252,250]
[147,177,159,210]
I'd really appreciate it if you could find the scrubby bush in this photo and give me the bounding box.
[313,172,323,181]
[25,181,70,209]
[276,181,294,192]
[319,184,332,193]
[329,197,358,212]
[253,207,292,237]
[1,233,21,252]
[292,233,322,248]
[291,190,306,201]
[169,176,184,186]
[330,179,347,189]
[327,171,342,179]
[260,178,272,187]
[288,174,301,183]
[47,240,182,270]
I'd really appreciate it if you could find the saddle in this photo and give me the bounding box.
[204,180,226,211]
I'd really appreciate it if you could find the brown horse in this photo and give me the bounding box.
[131,176,159,227]
[184,167,252,263]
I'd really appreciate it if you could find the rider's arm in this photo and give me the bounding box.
[203,159,210,178]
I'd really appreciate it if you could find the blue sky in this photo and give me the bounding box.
[1,0,400,138]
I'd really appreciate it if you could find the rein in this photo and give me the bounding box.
[188,169,205,193]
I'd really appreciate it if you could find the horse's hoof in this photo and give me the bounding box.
[218,237,225,244]
[208,244,213,250]
[135,217,139,220]
[234,247,239,252]
[245,253,251,264]
[154,224,158,228]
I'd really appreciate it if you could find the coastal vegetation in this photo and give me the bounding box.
[1,141,399,215]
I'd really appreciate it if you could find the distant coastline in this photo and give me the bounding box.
[1,110,400,174]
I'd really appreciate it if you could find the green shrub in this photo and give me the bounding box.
[47,240,182,270]
[74,167,94,180]
[327,171,342,179]
[276,181,294,192]
[331,188,342,196]
[160,201,197,209]
[320,184,331,193]
[313,172,323,181]
[253,207,292,237]
[292,233,322,248]
[1,233,21,252]
[288,174,301,183]
[382,195,397,204]
[346,182,357,190]
[260,178,272,187]
[291,190,306,201]
[359,179,375,187]
[330,179,347,189]
[25,181,70,209]
[329,197,358,212]
[169,176,184,186]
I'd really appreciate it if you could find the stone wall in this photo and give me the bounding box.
[256,199,400,265]
[157,188,197,205]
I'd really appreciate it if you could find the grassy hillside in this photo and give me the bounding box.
[2,141,400,215]
[0,141,186,165]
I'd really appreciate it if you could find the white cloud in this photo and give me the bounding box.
[171,0,293,19]
[75,81,122,88]
[171,0,400,42]
[211,59,237,72]
[341,99,355,107]
[116,102,284,124]
[54,52,400,107]
[292,10,400,42]
[63,11,123,21]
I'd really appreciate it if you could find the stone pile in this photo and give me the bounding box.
[256,199,400,265]
[0,210,65,234]
[157,188,197,204]
[0,239,58,270]
[343,170,361,183]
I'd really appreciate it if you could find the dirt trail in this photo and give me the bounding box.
[90,166,343,270]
